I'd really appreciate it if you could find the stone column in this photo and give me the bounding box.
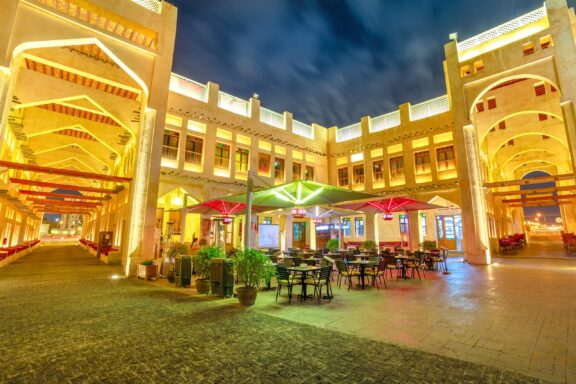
[408,211,420,251]
[365,213,376,242]
[126,109,157,275]
[462,125,491,263]
[284,214,293,249]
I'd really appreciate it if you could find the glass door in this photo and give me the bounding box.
[436,215,457,250]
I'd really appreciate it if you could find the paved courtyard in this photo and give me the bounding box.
[0,244,574,383]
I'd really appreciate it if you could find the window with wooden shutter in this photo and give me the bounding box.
[522,42,535,56]
[534,83,546,96]
[499,121,506,130]
[389,156,404,179]
[476,101,484,112]
[352,165,364,184]
[540,35,553,49]
[538,113,548,121]
[338,167,349,187]
[487,97,497,110]
[414,151,431,175]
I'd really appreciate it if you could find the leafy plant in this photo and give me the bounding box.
[420,240,437,251]
[262,259,276,288]
[326,239,340,253]
[195,245,224,280]
[361,240,377,252]
[140,259,154,266]
[167,242,189,258]
[234,248,267,291]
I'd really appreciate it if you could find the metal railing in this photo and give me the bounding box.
[169,74,207,102]
[369,110,400,132]
[409,95,450,121]
[260,107,285,129]
[130,0,162,14]
[162,146,178,160]
[184,151,202,165]
[336,122,361,142]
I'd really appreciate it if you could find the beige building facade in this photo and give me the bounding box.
[1,0,576,273]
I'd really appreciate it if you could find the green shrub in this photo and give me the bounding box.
[234,248,267,291]
[140,259,154,266]
[420,240,437,251]
[361,240,377,252]
[326,239,340,253]
[195,246,224,280]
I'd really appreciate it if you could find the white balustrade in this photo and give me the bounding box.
[169,74,207,102]
[457,7,546,52]
[218,91,250,117]
[292,120,314,140]
[409,95,450,121]
[369,110,400,133]
[130,0,162,13]
[336,122,361,142]
[260,107,285,129]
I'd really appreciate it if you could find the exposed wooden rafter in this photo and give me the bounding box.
[27,198,102,207]
[492,185,576,197]
[484,174,574,188]
[502,194,576,204]
[0,161,131,182]
[19,190,110,201]
[10,178,121,194]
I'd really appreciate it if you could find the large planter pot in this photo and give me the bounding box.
[236,287,257,306]
[195,279,211,294]
[137,264,158,280]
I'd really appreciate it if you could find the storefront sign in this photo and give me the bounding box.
[291,208,306,218]
[383,212,394,221]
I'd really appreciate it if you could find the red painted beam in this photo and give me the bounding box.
[19,190,110,201]
[11,178,121,194]
[27,198,102,207]
[0,160,132,183]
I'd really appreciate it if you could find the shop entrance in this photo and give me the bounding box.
[436,214,462,251]
[293,222,307,249]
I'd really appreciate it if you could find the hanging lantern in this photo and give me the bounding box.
[383,212,394,221]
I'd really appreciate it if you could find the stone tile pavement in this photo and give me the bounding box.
[0,244,555,383]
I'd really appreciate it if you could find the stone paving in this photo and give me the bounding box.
[0,244,553,383]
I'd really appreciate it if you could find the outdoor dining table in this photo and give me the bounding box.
[345,260,378,289]
[286,265,321,301]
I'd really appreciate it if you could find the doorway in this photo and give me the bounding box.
[293,222,307,249]
[436,214,462,251]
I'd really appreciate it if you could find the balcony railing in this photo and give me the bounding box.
[130,0,162,14]
[369,110,400,132]
[292,120,314,139]
[170,74,208,102]
[409,95,450,121]
[260,107,285,129]
[184,151,202,165]
[218,91,249,117]
[457,7,547,52]
[336,122,361,142]
[162,146,178,160]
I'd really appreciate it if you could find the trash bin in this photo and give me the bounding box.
[211,258,234,297]
[174,255,192,287]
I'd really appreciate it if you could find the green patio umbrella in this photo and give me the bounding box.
[223,180,378,208]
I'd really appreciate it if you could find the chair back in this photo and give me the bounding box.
[292,257,302,266]
[276,265,291,281]
[335,259,349,274]
[318,265,331,282]
[383,255,397,265]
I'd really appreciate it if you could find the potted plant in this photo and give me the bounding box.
[262,259,276,291]
[234,248,267,306]
[420,240,437,251]
[166,242,189,283]
[194,245,224,294]
[361,240,377,252]
[137,259,158,280]
[326,239,340,253]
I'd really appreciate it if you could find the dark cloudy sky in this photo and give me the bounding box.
[170,0,565,128]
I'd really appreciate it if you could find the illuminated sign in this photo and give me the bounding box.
[383,213,394,221]
[222,216,233,225]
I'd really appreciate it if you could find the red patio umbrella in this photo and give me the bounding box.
[337,196,442,250]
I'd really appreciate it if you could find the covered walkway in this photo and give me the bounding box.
[0,245,554,383]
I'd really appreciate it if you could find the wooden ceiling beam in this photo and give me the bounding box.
[492,185,576,197]
[508,201,574,208]
[27,198,101,207]
[0,160,131,183]
[502,194,576,204]
[19,190,110,201]
[10,178,122,194]
[484,173,574,188]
